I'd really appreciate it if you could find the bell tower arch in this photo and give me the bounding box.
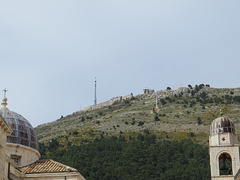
[209,117,240,180]
[219,152,233,175]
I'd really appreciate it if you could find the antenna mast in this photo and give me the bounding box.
[94,77,97,105]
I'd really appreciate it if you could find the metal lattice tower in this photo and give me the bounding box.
[94,77,97,105]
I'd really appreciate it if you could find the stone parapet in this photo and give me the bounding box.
[82,94,133,112]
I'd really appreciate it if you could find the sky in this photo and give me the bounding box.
[0,1,240,127]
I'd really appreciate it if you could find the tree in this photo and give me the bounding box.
[81,117,85,122]
[138,121,144,126]
[188,84,193,89]
[190,100,196,107]
[166,87,172,91]
[199,84,205,89]
[48,138,59,149]
[200,92,208,100]
[189,132,195,137]
[40,136,211,180]
[73,131,79,136]
[197,117,202,125]
[154,115,160,121]
[160,99,167,105]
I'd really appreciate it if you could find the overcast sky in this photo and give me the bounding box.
[0,1,239,127]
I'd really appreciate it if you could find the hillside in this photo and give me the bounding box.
[35,84,240,146]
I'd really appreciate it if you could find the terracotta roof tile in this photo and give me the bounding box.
[19,159,78,174]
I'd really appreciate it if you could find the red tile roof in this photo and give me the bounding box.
[19,159,78,174]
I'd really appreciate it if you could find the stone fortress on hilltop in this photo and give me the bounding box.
[0,93,85,180]
[75,86,203,115]
[72,93,134,115]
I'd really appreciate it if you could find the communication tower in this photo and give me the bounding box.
[94,78,97,105]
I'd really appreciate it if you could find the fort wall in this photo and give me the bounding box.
[79,94,133,113]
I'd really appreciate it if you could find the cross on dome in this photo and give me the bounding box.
[3,88,8,98]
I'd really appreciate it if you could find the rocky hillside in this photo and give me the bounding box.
[35,84,240,146]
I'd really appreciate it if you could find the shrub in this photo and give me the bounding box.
[188,84,193,89]
[81,117,85,122]
[189,132,195,137]
[154,115,160,121]
[73,131,79,136]
[138,121,144,126]
[198,117,202,125]
[199,84,205,89]
[160,99,167,105]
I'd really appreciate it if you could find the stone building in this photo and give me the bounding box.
[143,89,154,94]
[209,117,240,180]
[0,96,85,180]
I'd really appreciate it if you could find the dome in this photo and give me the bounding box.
[0,97,39,151]
[210,117,235,135]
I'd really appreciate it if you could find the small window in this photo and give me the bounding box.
[11,155,21,166]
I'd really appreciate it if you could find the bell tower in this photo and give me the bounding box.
[209,117,240,179]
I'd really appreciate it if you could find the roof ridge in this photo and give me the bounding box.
[49,159,78,171]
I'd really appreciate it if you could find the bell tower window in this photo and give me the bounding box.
[219,153,232,175]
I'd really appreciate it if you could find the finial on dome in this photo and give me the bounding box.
[0,88,8,110]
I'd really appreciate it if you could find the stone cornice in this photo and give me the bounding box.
[0,114,12,135]
[7,143,41,158]
[209,144,240,148]
[23,172,85,180]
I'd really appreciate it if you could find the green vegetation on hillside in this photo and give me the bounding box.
[36,85,240,179]
[40,135,210,180]
[35,85,240,146]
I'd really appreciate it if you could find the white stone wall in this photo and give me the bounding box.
[0,123,8,180]
[210,146,240,178]
[211,176,234,180]
[6,143,40,166]
[82,94,133,112]
[209,131,240,180]
[210,133,238,146]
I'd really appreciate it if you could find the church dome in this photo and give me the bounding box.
[0,97,39,151]
[210,117,235,135]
